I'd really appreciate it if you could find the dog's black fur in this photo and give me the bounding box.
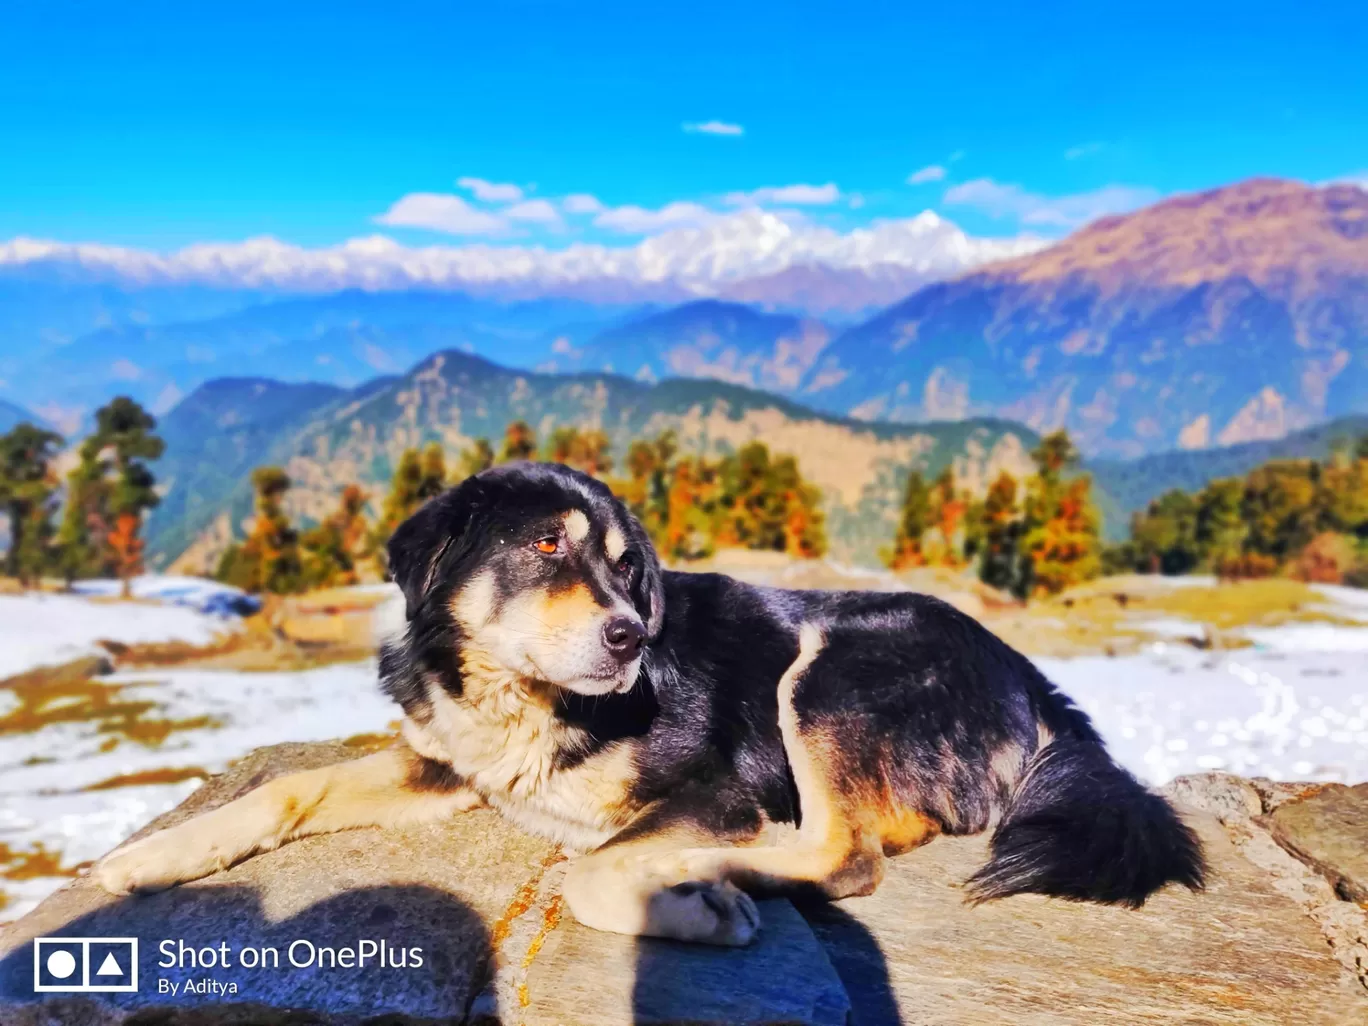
[381,461,1205,910]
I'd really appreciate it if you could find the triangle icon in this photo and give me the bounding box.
[96,952,123,976]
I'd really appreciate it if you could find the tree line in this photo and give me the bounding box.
[884,430,1104,599]
[0,398,164,595]
[214,420,829,593]
[1108,435,1368,586]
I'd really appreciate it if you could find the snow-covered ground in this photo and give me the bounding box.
[0,591,245,680]
[2,582,1366,922]
[1,660,397,921]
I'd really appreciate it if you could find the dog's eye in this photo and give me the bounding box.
[534,537,560,555]
[614,553,634,575]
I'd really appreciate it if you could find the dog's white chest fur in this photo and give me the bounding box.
[402,677,633,852]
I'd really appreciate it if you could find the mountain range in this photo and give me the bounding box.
[147,354,1038,570]
[1,176,1365,476]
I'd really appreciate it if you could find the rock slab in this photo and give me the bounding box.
[3,743,1365,1025]
[0,741,558,1025]
[1270,782,1368,904]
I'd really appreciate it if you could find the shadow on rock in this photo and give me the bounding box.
[800,903,905,1026]
[0,882,493,1025]
[628,898,891,1025]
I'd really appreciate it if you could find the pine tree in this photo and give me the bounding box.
[887,470,932,569]
[714,443,826,558]
[56,397,164,594]
[418,442,447,501]
[0,423,64,586]
[370,448,424,563]
[975,471,1024,592]
[217,467,303,593]
[456,438,495,482]
[546,426,614,475]
[926,466,967,566]
[302,484,369,588]
[614,432,677,546]
[500,420,538,462]
[1019,430,1101,597]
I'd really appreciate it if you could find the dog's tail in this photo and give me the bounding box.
[966,696,1205,908]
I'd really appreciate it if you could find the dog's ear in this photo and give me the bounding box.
[387,486,474,620]
[623,510,666,639]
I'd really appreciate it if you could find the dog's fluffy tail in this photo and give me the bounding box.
[966,731,1205,908]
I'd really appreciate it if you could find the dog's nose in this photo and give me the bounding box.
[603,616,646,660]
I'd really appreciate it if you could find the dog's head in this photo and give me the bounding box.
[387,461,664,696]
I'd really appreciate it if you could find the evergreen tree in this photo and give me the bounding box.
[887,470,932,569]
[217,467,303,593]
[418,442,447,501]
[714,442,826,558]
[546,426,614,475]
[0,423,64,586]
[1019,430,1101,597]
[974,471,1024,592]
[302,484,369,588]
[56,397,164,594]
[926,466,966,566]
[500,420,538,462]
[454,437,494,483]
[615,432,677,546]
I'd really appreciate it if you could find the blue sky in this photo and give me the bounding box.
[2,0,1365,250]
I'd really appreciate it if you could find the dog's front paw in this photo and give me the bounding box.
[96,827,224,895]
[646,879,760,946]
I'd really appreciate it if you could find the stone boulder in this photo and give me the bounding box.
[2,743,1365,1025]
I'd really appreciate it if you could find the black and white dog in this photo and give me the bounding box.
[99,462,1203,945]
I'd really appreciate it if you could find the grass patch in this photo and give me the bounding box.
[0,842,84,881]
[83,766,211,791]
[0,658,220,746]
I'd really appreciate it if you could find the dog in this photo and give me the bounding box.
[98,461,1204,945]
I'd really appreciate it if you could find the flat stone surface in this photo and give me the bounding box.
[0,741,558,1025]
[520,898,849,1026]
[1270,783,1368,904]
[804,813,1364,1025]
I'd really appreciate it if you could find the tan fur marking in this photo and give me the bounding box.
[96,747,477,895]
[778,623,837,846]
[522,582,604,631]
[872,804,941,856]
[451,569,496,631]
[604,525,626,562]
[563,509,590,543]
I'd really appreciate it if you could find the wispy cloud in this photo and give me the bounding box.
[594,201,718,233]
[682,120,744,137]
[503,198,563,225]
[723,183,840,206]
[943,178,1159,229]
[375,193,507,235]
[562,193,605,214]
[907,165,946,184]
[1064,141,1105,161]
[456,176,524,203]
[1324,171,1368,189]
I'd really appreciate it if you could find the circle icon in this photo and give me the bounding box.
[46,949,77,979]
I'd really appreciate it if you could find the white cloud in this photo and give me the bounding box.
[593,201,719,233]
[374,193,507,235]
[1064,142,1105,160]
[456,176,524,203]
[562,193,605,214]
[907,165,946,184]
[682,120,744,137]
[942,178,1159,229]
[503,199,563,225]
[1324,171,1368,190]
[723,183,841,206]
